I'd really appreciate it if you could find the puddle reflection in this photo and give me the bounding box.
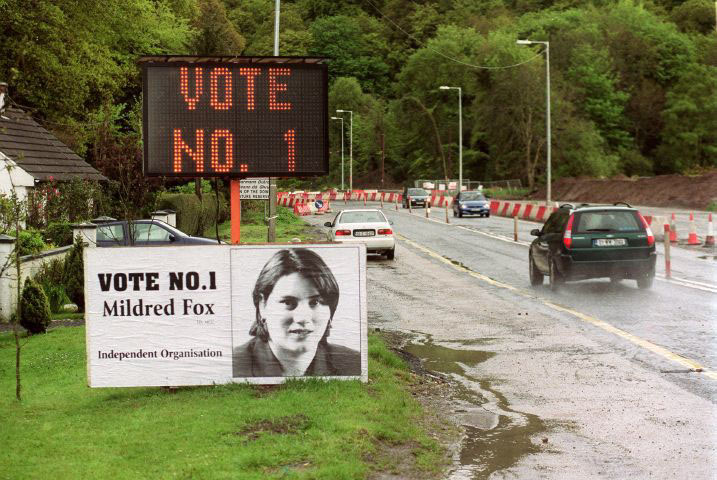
[406,338,546,479]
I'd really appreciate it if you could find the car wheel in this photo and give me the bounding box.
[529,254,543,286]
[386,248,395,260]
[452,208,457,217]
[637,274,654,289]
[549,258,563,291]
[458,210,463,218]
[486,213,490,218]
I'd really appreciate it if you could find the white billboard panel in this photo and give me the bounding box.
[240,178,270,199]
[85,244,367,387]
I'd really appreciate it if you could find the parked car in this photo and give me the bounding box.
[453,191,490,218]
[528,203,656,290]
[402,187,430,208]
[324,209,396,259]
[96,220,220,247]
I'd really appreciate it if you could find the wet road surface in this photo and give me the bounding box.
[305,202,716,479]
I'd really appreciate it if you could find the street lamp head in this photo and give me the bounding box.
[331,116,340,120]
[336,109,349,113]
[516,39,533,45]
[439,86,451,90]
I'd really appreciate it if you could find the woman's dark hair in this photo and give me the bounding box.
[249,248,339,341]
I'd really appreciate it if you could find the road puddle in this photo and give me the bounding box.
[405,339,545,479]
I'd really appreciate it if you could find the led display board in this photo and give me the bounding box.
[141,57,329,178]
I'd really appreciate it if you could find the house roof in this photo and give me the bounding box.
[0,107,106,182]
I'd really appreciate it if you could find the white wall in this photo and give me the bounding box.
[0,153,34,202]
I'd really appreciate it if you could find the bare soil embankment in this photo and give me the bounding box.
[530,171,717,210]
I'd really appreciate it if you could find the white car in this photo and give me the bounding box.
[324,209,396,260]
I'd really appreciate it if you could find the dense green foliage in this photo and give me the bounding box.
[62,237,85,311]
[16,229,47,256]
[44,222,73,247]
[158,192,228,236]
[34,258,72,313]
[1,0,714,193]
[19,278,51,334]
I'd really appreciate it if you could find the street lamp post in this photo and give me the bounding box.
[439,86,462,195]
[336,109,353,191]
[330,116,345,191]
[517,39,551,205]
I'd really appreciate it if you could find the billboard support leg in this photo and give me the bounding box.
[231,179,241,244]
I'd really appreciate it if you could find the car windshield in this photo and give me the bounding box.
[339,211,386,224]
[461,192,485,201]
[575,211,641,233]
[408,188,428,196]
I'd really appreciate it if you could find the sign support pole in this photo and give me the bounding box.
[231,179,241,244]
[268,0,280,243]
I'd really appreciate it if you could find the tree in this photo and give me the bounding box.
[19,277,51,335]
[192,0,245,55]
[656,64,717,173]
[63,236,85,312]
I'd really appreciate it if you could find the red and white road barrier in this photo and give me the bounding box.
[663,224,671,278]
[706,213,715,246]
[687,212,700,245]
[670,213,678,243]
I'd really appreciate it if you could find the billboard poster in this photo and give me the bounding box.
[84,244,367,387]
[141,58,329,178]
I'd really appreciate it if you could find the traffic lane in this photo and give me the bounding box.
[364,239,716,479]
[309,207,717,388]
[380,207,717,378]
[429,207,717,287]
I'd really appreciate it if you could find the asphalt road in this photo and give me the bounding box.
[303,201,717,479]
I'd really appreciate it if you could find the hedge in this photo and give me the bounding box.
[157,193,228,236]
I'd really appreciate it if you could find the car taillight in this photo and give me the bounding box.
[563,214,575,249]
[637,213,655,246]
[335,230,351,236]
[378,228,392,235]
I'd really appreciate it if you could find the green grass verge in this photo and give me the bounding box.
[206,205,322,243]
[0,327,447,479]
[707,201,717,212]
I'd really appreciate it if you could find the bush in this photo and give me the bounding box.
[63,236,85,311]
[43,284,72,313]
[158,192,228,236]
[45,221,73,247]
[19,277,52,334]
[17,229,48,256]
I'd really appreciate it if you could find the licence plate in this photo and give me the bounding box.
[594,238,626,247]
[354,230,375,237]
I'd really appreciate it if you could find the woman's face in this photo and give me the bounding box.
[260,273,332,355]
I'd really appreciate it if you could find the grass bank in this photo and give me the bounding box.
[0,327,448,479]
[206,203,322,243]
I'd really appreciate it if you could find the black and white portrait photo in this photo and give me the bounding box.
[231,245,366,381]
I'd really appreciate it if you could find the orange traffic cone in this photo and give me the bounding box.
[670,213,678,243]
[687,212,700,245]
[705,213,715,246]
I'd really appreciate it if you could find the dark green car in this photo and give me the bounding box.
[529,204,656,290]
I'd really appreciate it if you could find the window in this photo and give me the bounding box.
[97,224,125,243]
[575,211,640,233]
[133,222,172,242]
[339,211,386,223]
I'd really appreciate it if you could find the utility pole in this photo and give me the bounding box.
[268,0,280,242]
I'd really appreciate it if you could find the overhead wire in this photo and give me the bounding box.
[363,0,544,69]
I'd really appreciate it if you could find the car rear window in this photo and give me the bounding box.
[407,188,428,196]
[575,211,641,233]
[340,211,386,223]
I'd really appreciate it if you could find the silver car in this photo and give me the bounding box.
[325,209,396,260]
